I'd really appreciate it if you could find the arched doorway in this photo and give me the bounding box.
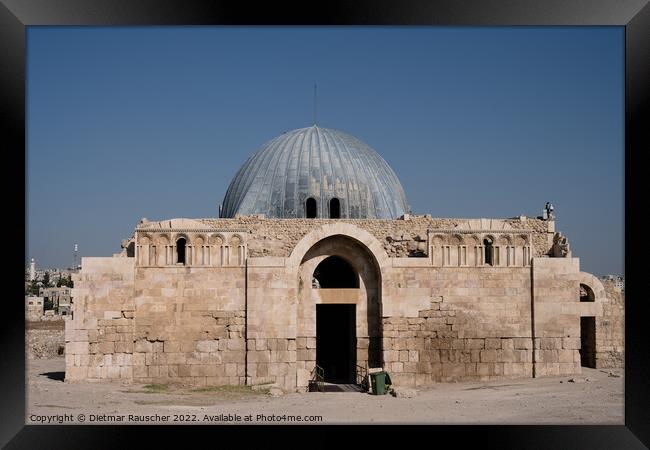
[579,284,596,368]
[329,198,341,219]
[297,235,382,388]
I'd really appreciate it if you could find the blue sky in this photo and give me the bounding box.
[26,27,624,276]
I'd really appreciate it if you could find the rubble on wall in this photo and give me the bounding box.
[196,216,554,258]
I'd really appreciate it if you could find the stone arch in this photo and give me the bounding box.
[516,235,528,246]
[498,234,512,245]
[229,234,242,246]
[174,234,189,265]
[174,232,190,243]
[208,233,224,246]
[580,284,595,302]
[208,233,225,266]
[432,234,447,246]
[575,272,606,369]
[192,235,206,265]
[297,234,382,385]
[155,234,170,266]
[575,272,607,302]
[289,223,388,388]
[450,234,462,245]
[138,235,152,265]
[482,234,496,266]
[287,223,390,272]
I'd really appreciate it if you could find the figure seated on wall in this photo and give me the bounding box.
[551,232,571,257]
[312,276,321,289]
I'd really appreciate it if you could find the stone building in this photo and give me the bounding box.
[65,125,624,390]
[42,286,72,315]
[26,296,44,321]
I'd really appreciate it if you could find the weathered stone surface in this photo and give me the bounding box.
[391,388,418,398]
[268,387,284,397]
[64,216,620,391]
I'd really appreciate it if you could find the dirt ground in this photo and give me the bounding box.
[26,357,624,425]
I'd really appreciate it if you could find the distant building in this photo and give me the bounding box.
[600,275,624,293]
[41,286,72,314]
[25,296,44,321]
[29,258,36,281]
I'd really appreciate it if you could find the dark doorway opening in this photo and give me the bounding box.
[580,316,596,368]
[313,256,359,288]
[484,238,494,266]
[306,197,317,218]
[176,238,186,265]
[329,198,341,218]
[316,304,356,383]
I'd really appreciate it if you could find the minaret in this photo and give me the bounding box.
[29,258,36,281]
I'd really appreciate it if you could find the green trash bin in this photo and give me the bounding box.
[370,371,392,395]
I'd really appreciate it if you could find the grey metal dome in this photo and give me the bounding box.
[220,125,410,219]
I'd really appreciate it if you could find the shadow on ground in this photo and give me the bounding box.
[40,371,65,381]
[318,384,366,393]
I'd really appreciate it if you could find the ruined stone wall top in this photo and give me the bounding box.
[187,215,553,258]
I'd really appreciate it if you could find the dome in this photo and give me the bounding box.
[220,126,410,219]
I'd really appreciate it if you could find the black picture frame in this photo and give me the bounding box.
[4,0,648,447]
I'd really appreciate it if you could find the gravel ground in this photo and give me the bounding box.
[27,357,624,425]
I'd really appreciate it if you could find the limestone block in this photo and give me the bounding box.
[562,338,581,350]
[134,339,153,353]
[227,339,245,351]
[558,350,575,363]
[66,342,90,355]
[114,342,133,353]
[104,311,122,320]
[196,340,219,353]
[480,350,497,362]
[442,363,466,378]
[97,342,115,354]
[465,339,485,350]
[65,366,88,380]
[67,329,89,342]
[178,365,192,377]
[513,338,533,350]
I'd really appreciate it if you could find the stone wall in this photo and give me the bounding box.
[380,267,534,385]
[65,257,135,381]
[66,219,614,390]
[27,322,65,359]
[247,263,298,390]
[131,266,246,386]
[596,281,624,368]
[194,216,553,259]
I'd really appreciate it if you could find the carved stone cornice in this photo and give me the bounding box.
[135,228,249,233]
